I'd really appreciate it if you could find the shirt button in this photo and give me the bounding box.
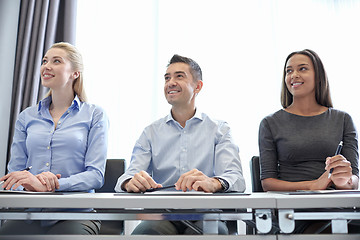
[58,121,61,124]
[182,148,186,152]
[47,146,50,149]
[46,163,49,167]
[183,131,186,134]
[67,111,70,113]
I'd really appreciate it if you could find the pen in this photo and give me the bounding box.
[328,141,343,178]
[22,166,32,171]
[145,185,175,192]
[0,166,32,185]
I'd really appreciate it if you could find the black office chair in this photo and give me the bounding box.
[250,156,264,192]
[245,156,264,234]
[226,156,265,235]
[96,159,125,234]
[249,156,283,234]
[223,156,265,235]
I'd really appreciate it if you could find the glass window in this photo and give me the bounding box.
[76,0,360,191]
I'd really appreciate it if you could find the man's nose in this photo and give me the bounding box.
[167,77,177,86]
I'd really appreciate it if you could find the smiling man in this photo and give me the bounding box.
[115,54,245,235]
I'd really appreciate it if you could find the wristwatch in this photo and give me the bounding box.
[214,177,229,192]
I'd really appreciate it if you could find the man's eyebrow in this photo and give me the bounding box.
[164,71,187,76]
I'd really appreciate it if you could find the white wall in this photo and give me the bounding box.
[76,0,360,192]
[0,0,20,176]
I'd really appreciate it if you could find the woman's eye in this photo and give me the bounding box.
[286,69,292,74]
[42,59,47,64]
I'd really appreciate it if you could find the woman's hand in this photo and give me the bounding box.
[262,175,332,192]
[36,172,61,192]
[0,170,48,192]
[325,155,353,188]
[309,171,332,190]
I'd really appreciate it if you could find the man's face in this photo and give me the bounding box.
[164,62,201,108]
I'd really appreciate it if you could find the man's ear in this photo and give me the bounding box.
[194,80,203,93]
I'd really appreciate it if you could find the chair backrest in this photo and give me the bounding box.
[96,159,125,193]
[250,156,264,192]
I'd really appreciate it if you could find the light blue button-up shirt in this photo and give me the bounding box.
[8,95,109,192]
[115,110,246,192]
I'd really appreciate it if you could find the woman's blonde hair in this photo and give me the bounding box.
[44,42,87,102]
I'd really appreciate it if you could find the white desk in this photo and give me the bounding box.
[273,191,360,234]
[0,192,275,235]
[0,191,359,239]
[0,192,273,209]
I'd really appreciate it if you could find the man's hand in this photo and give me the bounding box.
[175,169,222,192]
[124,171,162,192]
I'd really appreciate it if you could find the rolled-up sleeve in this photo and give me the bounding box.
[214,122,246,192]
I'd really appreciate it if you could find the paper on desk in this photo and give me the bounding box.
[144,190,213,195]
[0,190,84,195]
[271,190,360,195]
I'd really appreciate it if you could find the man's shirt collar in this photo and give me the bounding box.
[165,108,203,123]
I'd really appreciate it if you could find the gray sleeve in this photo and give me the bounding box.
[343,113,359,177]
[258,118,279,180]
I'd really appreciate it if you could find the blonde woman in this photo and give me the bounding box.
[0,42,109,235]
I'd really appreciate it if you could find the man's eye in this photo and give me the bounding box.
[177,74,184,78]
